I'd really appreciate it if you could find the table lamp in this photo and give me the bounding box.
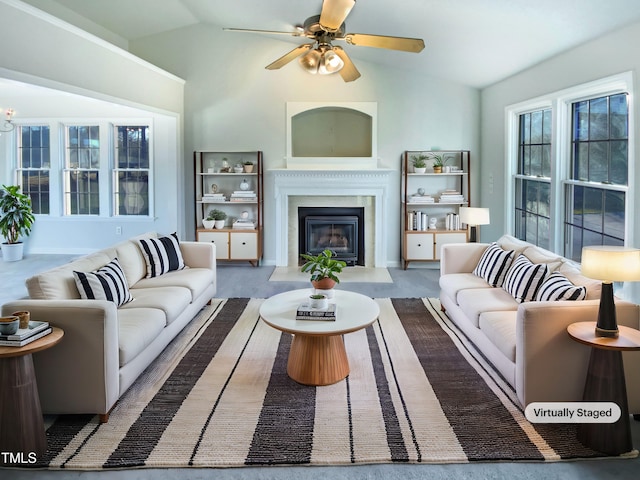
[459,207,490,243]
[581,245,640,338]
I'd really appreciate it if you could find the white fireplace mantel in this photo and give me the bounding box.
[271,168,393,267]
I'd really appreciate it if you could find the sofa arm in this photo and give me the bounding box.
[181,241,216,270]
[1,299,120,417]
[515,299,640,411]
[440,242,489,275]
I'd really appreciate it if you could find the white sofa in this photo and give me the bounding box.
[439,235,640,412]
[1,233,216,422]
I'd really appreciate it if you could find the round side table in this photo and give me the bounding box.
[0,327,64,465]
[567,321,640,455]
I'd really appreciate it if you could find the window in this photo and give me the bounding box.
[564,94,628,260]
[64,125,100,215]
[114,125,150,216]
[507,73,633,262]
[17,126,50,215]
[514,109,552,249]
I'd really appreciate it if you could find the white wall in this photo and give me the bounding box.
[0,0,185,253]
[131,24,480,265]
[480,19,640,247]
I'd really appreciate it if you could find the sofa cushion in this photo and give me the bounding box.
[558,262,602,300]
[133,268,214,301]
[535,272,587,301]
[136,233,185,278]
[123,286,191,324]
[26,251,112,300]
[473,243,515,287]
[115,239,149,287]
[521,246,564,272]
[73,258,133,307]
[457,287,518,328]
[502,254,549,303]
[479,311,517,362]
[439,273,492,305]
[117,308,166,367]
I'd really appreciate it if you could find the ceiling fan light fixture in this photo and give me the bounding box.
[319,0,355,32]
[298,48,322,74]
[319,48,344,74]
[299,45,344,76]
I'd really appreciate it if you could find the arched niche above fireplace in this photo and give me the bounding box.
[286,102,378,169]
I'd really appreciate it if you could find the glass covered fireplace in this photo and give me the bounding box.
[298,207,365,266]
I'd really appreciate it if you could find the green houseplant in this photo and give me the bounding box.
[0,184,35,261]
[300,249,347,290]
[206,208,227,229]
[411,154,428,173]
[428,153,451,173]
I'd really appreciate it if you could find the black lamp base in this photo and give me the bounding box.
[595,282,619,338]
[469,225,478,243]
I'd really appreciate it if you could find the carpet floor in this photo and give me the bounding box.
[30,298,636,470]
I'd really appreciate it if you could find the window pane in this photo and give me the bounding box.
[21,170,50,215]
[588,141,608,183]
[67,125,100,169]
[18,126,50,215]
[116,126,150,169]
[65,171,100,215]
[573,100,589,141]
[531,110,543,144]
[542,109,552,143]
[116,171,149,216]
[589,97,608,141]
[583,187,603,233]
[611,140,628,185]
[610,93,628,140]
[604,190,625,242]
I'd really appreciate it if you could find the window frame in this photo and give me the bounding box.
[506,72,635,257]
[15,124,52,216]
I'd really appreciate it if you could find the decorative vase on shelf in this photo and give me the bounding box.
[202,219,215,229]
[214,220,226,229]
[433,166,442,174]
[414,167,427,174]
[243,163,254,173]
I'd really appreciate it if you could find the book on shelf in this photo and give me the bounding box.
[231,191,255,196]
[407,211,429,231]
[296,303,336,321]
[445,213,461,230]
[0,327,52,347]
[408,194,435,204]
[0,320,49,341]
[232,220,256,229]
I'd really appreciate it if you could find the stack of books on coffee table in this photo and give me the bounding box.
[0,321,52,347]
[296,303,337,321]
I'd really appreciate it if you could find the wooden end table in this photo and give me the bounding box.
[567,321,640,455]
[0,327,64,465]
[259,289,380,386]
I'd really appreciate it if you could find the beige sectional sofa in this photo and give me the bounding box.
[439,234,640,412]
[1,232,216,422]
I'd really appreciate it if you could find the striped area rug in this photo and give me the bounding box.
[36,297,635,470]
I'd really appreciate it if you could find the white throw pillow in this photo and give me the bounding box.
[535,272,587,301]
[502,254,549,303]
[136,232,185,278]
[73,258,133,307]
[472,242,515,287]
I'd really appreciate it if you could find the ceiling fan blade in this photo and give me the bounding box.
[265,44,314,70]
[333,46,361,82]
[344,33,425,53]
[224,27,303,37]
[319,0,355,32]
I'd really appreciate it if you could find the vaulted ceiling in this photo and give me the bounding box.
[18,0,640,88]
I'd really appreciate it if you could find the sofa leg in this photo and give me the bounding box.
[99,413,109,424]
[441,305,446,313]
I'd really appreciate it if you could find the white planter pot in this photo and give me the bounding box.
[1,242,24,262]
[214,220,226,229]
[202,220,215,229]
[414,167,427,174]
[309,294,328,310]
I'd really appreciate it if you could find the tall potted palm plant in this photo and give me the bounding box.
[0,184,35,261]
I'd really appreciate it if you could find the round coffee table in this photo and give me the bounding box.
[259,289,380,386]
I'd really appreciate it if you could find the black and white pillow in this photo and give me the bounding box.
[502,254,549,303]
[535,272,587,301]
[136,232,185,278]
[472,242,515,287]
[73,258,133,307]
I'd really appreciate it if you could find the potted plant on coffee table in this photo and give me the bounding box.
[300,249,347,291]
[0,184,35,262]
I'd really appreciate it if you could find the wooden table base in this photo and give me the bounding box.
[577,348,633,455]
[0,353,47,465]
[287,334,349,386]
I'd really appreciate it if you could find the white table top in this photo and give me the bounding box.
[259,289,380,336]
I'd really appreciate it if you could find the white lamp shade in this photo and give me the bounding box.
[459,207,490,226]
[581,245,640,282]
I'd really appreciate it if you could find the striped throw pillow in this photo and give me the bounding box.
[535,272,587,301]
[502,254,549,303]
[472,243,515,287]
[73,258,133,307]
[137,233,185,278]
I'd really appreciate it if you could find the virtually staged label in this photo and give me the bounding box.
[524,402,621,423]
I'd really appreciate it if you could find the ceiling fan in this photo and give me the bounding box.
[224,0,425,82]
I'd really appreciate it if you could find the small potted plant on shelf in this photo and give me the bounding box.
[243,161,254,173]
[411,154,428,174]
[0,184,35,262]
[300,249,347,291]
[204,209,227,229]
[429,153,449,173]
